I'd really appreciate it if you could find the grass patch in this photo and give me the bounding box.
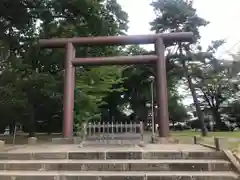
[171,130,240,151]
[171,130,240,138]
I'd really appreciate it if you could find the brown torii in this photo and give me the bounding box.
[39,32,193,138]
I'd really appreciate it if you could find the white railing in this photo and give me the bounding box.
[81,121,144,144]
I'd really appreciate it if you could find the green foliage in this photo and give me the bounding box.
[189,41,240,129]
[150,0,208,42]
[168,89,189,123]
[74,66,125,132]
[221,101,240,124]
[0,0,129,135]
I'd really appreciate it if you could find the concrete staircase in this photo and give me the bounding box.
[0,147,239,180]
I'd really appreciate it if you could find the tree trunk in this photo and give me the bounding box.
[28,104,36,137]
[139,103,148,130]
[47,119,52,135]
[10,120,16,135]
[108,107,113,122]
[172,121,175,130]
[213,108,222,131]
[183,61,207,136]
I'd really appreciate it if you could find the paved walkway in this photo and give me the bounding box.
[4,144,214,153]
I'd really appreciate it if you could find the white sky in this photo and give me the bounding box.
[118,0,240,58]
[117,0,240,106]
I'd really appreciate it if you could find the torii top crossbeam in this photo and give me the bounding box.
[39,32,193,47]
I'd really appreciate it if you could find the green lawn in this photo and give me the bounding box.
[171,130,240,138]
[170,130,240,151]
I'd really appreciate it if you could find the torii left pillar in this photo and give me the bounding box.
[63,43,76,137]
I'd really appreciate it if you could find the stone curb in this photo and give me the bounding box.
[0,151,226,160]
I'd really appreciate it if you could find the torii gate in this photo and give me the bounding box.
[39,32,193,138]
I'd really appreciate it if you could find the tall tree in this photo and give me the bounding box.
[0,0,129,135]
[193,41,240,130]
[150,0,209,136]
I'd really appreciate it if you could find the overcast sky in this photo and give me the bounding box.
[117,0,240,105]
[118,0,240,58]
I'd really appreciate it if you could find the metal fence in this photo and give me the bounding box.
[81,121,144,145]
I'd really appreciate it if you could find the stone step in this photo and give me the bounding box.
[82,140,143,145]
[0,151,226,160]
[0,159,232,171]
[0,171,238,180]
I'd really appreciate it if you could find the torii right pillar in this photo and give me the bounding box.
[155,38,170,138]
